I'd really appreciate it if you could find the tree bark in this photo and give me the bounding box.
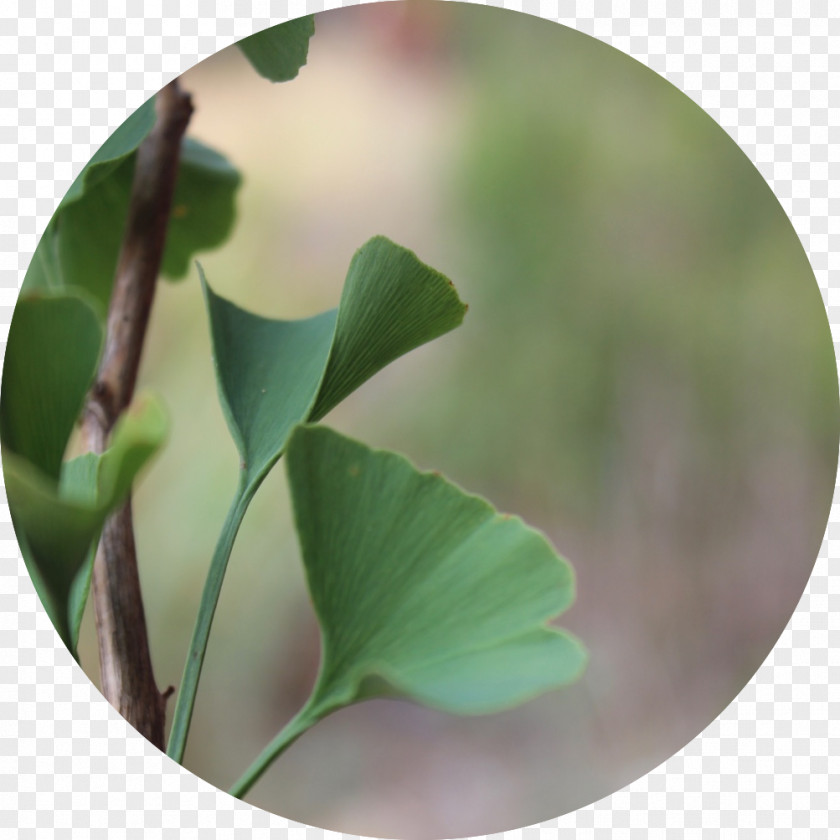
[81,80,193,750]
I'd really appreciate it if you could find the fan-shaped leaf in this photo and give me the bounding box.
[228,425,585,798]
[238,16,316,83]
[4,394,168,652]
[202,235,466,493]
[288,424,586,716]
[168,236,466,763]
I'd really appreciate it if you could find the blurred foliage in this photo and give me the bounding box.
[403,7,838,525]
[238,15,316,83]
[22,135,241,311]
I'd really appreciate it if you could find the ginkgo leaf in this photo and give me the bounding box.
[168,236,466,762]
[288,424,586,715]
[23,95,155,295]
[201,235,466,493]
[228,424,585,798]
[4,394,168,652]
[238,16,316,83]
[0,289,104,480]
[24,136,241,308]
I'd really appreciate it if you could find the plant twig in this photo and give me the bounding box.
[81,80,193,749]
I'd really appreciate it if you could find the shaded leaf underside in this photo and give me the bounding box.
[0,290,104,480]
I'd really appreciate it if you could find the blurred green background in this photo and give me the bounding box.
[73,4,837,837]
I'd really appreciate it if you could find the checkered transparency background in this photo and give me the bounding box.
[2,1,838,837]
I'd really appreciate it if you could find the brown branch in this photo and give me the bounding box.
[81,80,193,750]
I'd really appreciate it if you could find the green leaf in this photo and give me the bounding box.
[202,235,466,492]
[289,425,586,714]
[238,16,316,83]
[55,154,135,307]
[67,542,96,656]
[20,98,157,299]
[0,290,104,480]
[20,218,64,296]
[42,137,241,310]
[168,236,466,763]
[229,425,585,798]
[161,137,243,279]
[4,394,168,652]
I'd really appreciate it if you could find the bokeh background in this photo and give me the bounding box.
[72,3,838,838]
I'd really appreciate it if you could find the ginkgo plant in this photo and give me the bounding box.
[1,15,586,801]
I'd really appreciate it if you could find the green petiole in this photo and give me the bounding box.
[166,475,256,763]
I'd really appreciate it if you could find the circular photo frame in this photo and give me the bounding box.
[5,5,837,839]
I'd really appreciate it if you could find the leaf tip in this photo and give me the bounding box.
[196,262,218,307]
[359,234,469,320]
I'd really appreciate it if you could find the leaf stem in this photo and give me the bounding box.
[166,478,254,762]
[228,702,323,800]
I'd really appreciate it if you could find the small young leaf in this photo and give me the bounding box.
[0,290,104,480]
[202,235,466,492]
[4,394,168,652]
[287,424,586,717]
[238,16,316,83]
